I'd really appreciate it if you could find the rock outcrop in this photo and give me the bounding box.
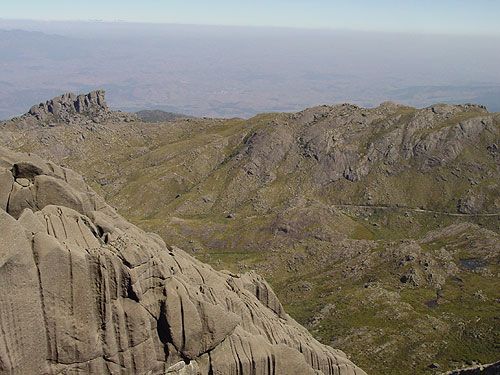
[0,145,365,374]
[9,90,137,126]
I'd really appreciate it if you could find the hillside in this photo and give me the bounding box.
[1,91,499,374]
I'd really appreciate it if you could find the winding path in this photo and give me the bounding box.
[333,204,500,217]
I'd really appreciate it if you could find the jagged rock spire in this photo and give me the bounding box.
[15,90,137,126]
[29,90,108,119]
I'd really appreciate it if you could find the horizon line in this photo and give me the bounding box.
[1,17,500,38]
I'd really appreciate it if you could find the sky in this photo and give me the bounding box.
[1,0,500,36]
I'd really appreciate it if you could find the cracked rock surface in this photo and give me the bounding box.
[0,145,366,375]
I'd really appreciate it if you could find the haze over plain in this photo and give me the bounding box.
[0,17,499,119]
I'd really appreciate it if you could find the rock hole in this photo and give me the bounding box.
[12,162,44,180]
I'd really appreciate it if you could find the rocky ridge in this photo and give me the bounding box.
[5,90,137,127]
[135,109,192,123]
[0,145,366,374]
[232,102,498,211]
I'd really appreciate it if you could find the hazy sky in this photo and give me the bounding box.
[2,0,500,35]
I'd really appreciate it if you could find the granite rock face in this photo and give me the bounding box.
[0,146,366,375]
[12,90,137,126]
[242,103,494,187]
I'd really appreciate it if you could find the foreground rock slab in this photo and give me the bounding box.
[0,145,366,374]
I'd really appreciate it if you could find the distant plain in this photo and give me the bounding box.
[1,19,500,119]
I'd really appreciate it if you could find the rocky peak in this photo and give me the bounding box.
[21,90,137,126]
[29,90,107,118]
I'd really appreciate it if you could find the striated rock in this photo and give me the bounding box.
[0,145,366,375]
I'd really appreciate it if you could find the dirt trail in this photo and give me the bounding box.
[333,204,500,217]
